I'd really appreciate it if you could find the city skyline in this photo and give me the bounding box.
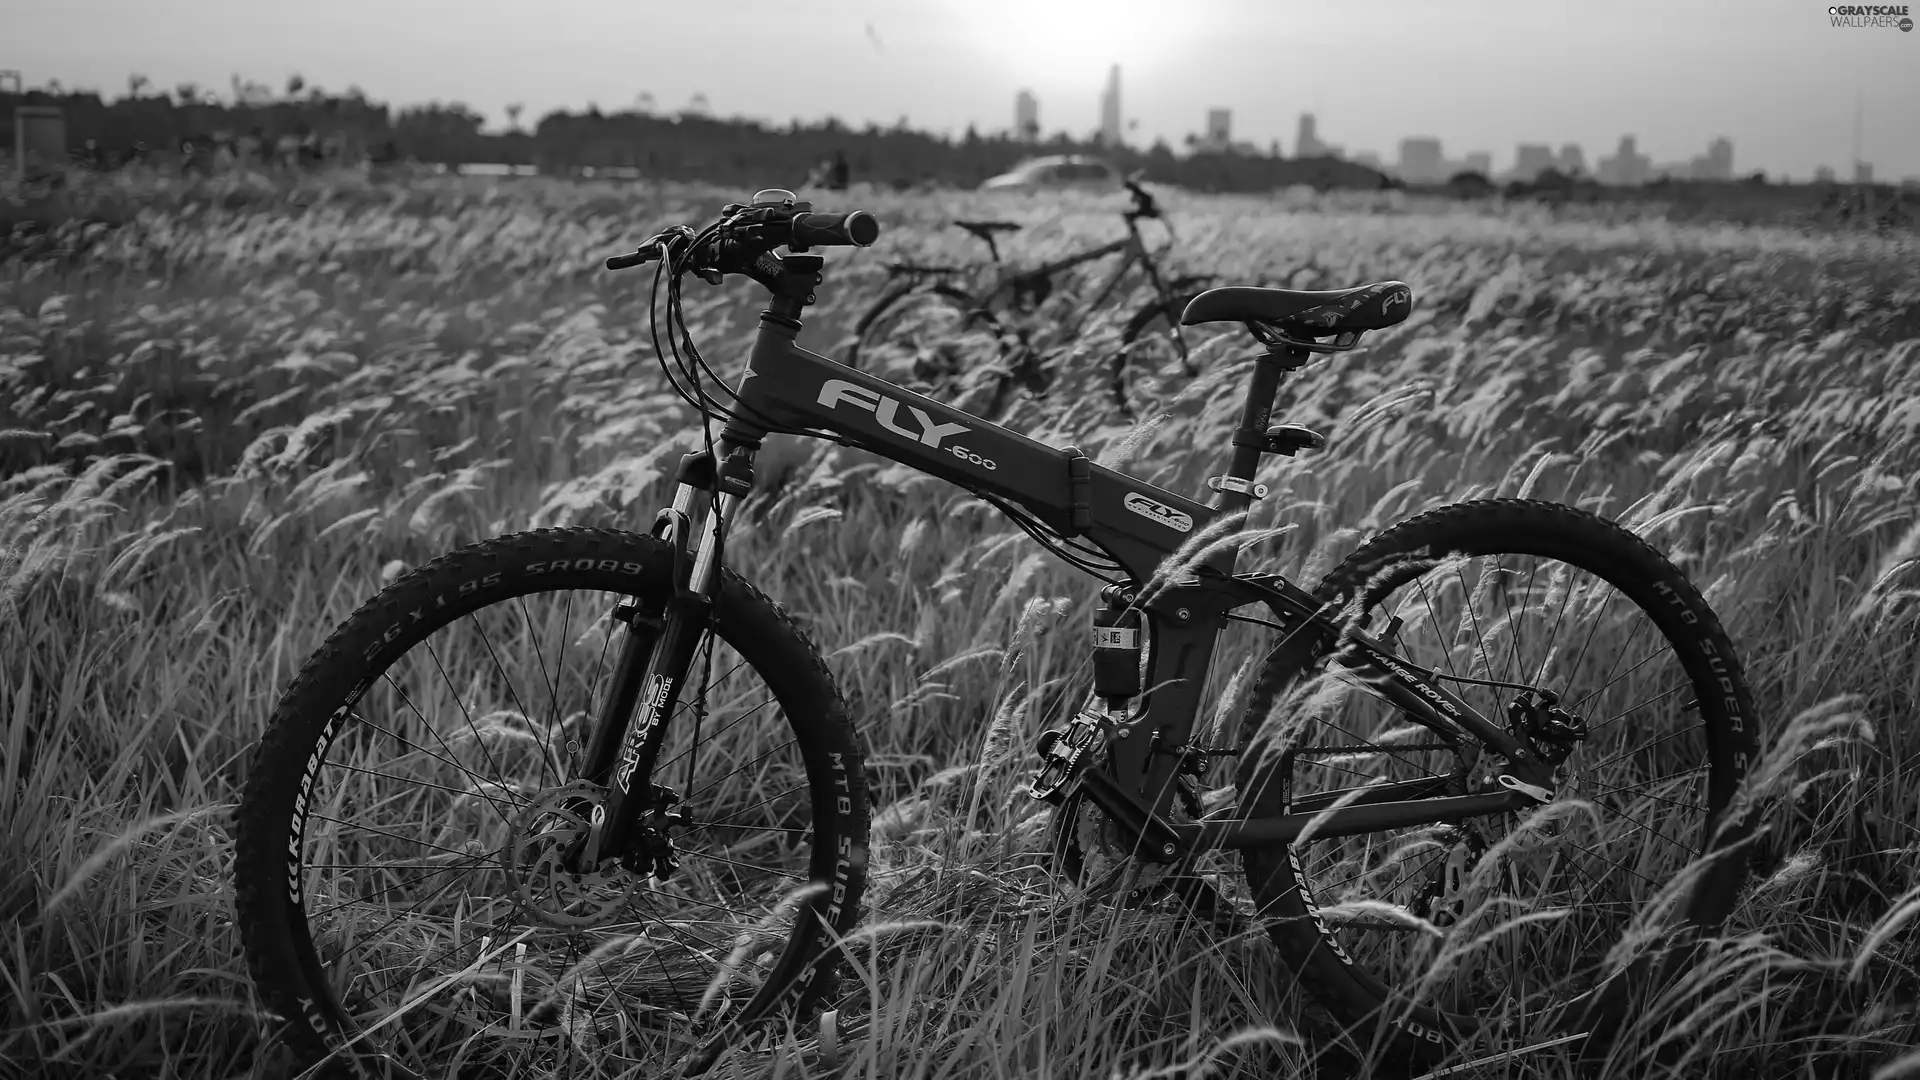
[1012,80,1881,186]
[10,0,1918,181]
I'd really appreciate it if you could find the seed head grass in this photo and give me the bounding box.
[2,171,1916,1077]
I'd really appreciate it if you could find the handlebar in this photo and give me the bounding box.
[791,210,879,248]
[1123,175,1162,220]
[603,198,881,275]
[605,248,657,271]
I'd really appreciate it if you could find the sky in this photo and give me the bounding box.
[11,0,1920,180]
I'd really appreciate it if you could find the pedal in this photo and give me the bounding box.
[1262,424,1325,457]
[1028,710,1111,803]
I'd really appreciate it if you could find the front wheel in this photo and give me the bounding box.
[231,527,870,1078]
[1112,294,1202,419]
[1235,499,1759,1070]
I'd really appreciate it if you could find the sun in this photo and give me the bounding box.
[955,0,1178,87]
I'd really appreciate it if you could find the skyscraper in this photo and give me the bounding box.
[1097,66,1121,146]
[1099,65,1122,147]
[1204,108,1232,152]
[1295,113,1323,158]
[1706,137,1733,180]
[1015,89,1039,142]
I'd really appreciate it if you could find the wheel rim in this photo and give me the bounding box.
[283,586,832,1072]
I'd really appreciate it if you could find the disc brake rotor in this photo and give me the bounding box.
[504,781,639,928]
[1410,824,1494,928]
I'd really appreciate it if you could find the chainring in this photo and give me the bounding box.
[503,781,640,928]
[1049,775,1209,904]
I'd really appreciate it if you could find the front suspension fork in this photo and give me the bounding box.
[575,446,747,869]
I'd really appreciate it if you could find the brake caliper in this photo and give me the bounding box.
[619,784,689,881]
[1507,688,1590,766]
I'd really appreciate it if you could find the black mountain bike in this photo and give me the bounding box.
[232,189,1761,1079]
[845,175,1212,421]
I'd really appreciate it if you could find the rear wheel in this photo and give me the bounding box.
[1235,499,1758,1069]
[846,283,1005,391]
[231,528,870,1078]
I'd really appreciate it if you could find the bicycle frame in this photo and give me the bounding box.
[582,254,1548,868]
[987,213,1183,317]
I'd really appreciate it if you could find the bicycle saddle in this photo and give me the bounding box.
[1180,281,1415,336]
[953,220,1023,240]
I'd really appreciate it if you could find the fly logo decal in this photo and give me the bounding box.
[1123,492,1194,533]
[818,380,970,449]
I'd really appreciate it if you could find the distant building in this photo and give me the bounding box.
[1204,108,1232,151]
[1015,89,1039,142]
[1351,150,1384,170]
[1295,113,1324,157]
[1512,144,1555,182]
[1098,65,1122,147]
[1462,151,1492,176]
[1854,161,1874,184]
[1814,164,1837,183]
[1704,137,1733,180]
[1398,136,1445,183]
[1597,135,1649,186]
[1557,143,1586,177]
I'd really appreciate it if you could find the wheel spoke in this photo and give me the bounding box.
[237,549,866,1075]
[1236,505,1753,1045]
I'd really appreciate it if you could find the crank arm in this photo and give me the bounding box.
[1076,768,1190,863]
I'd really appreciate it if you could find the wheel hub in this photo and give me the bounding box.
[504,782,641,928]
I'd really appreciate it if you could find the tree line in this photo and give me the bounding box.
[0,78,1396,193]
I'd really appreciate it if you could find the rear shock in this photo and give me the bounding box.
[1030,587,1143,802]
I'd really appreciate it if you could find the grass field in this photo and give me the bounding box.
[3,170,1919,1080]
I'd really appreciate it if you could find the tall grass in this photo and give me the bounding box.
[2,173,1916,1078]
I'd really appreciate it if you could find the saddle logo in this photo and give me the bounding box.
[818,379,970,449]
[1381,288,1409,314]
[1123,492,1193,533]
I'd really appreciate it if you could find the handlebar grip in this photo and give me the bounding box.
[605,248,658,271]
[791,210,880,248]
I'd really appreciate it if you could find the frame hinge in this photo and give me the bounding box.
[1206,475,1269,499]
[1065,446,1093,534]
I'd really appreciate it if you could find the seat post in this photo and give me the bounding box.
[1223,344,1308,486]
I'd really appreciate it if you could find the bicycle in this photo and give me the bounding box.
[231,188,1763,1079]
[845,174,1214,421]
